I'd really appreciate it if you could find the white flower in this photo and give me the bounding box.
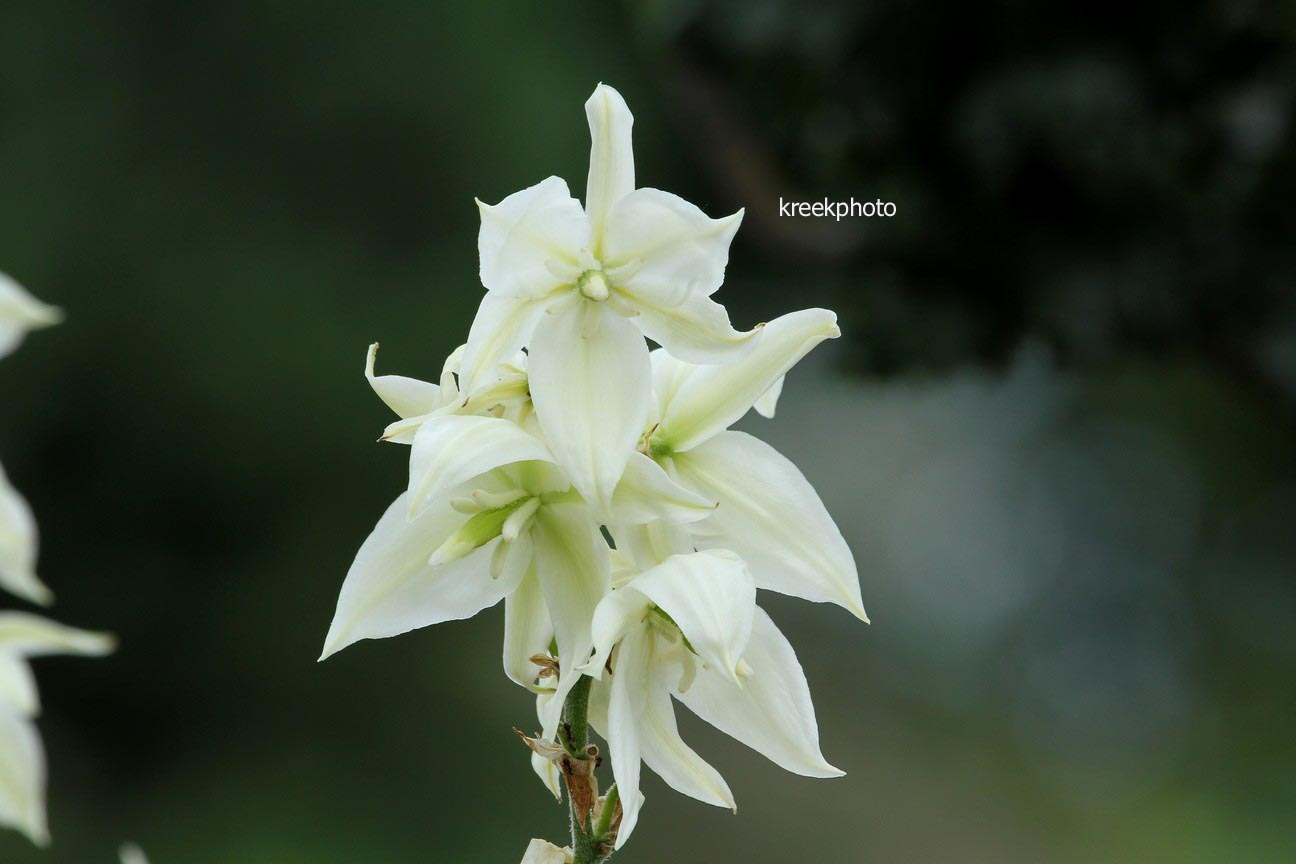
[0,613,114,846]
[319,414,716,736]
[519,838,572,864]
[364,343,531,445]
[576,542,842,849]
[462,84,758,516]
[0,463,53,606]
[644,308,870,621]
[0,273,61,361]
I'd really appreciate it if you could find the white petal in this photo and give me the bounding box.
[458,292,551,395]
[0,711,47,845]
[626,287,759,365]
[319,494,520,659]
[583,585,651,680]
[478,177,588,298]
[639,675,734,810]
[671,432,867,620]
[653,308,840,453]
[364,343,441,419]
[528,302,651,518]
[0,466,52,606]
[678,607,843,778]
[584,84,635,253]
[626,550,754,683]
[119,844,150,864]
[610,452,717,525]
[502,561,553,690]
[602,189,742,300]
[609,521,694,573]
[407,415,555,518]
[0,654,38,716]
[607,627,650,849]
[0,613,115,659]
[0,273,61,360]
[529,501,609,735]
[519,837,572,864]
[753,375,784,418]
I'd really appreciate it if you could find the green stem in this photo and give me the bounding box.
[560,674,615,864]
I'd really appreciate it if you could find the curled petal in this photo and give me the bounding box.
[478,177,588,298]
[584,585,652,680]
[654,308,840,454]
[671,431,867,621]
[677,607,844,778]
[0,613,115,659]
[528,302,651,519]
[754,375,784,418]
[365,343,441,419]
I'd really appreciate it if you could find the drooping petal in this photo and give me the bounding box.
[0,613,115,659]
[319,494,520,659]
[458,292,553,395]
[602,189,742,301]
[528,302,651,519]
[530,501,609,734]
[653,308,840,454]
[584,84,635,254]
[607,627,650,849]
[625,287,759,365]
[478,177,588,298]
[0,273,62,361]
[0,466,52,606]
[610,452,717,525]
[407,414,555,518]
[0,711,47,846]
[677,607,843,778]
[626,550,755,683]
[670,432,867,621]
[583,585,652,679]
[364,343,441,419]
[502,561,553,690]
[639,672,734,810]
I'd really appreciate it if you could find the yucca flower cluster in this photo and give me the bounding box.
[321,85,867,862]
[0,273,114,846]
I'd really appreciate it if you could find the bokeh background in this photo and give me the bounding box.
[1,1,1294,861]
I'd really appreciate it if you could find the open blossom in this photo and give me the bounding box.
[576,542,843,848]
[0,613,114,845]
[461,84,758,516]
[324,83,866,857]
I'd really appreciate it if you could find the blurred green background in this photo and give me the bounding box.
[1,1,1294,861]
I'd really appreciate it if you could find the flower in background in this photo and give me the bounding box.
[0,273,61,361]
[0,613,114,845]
